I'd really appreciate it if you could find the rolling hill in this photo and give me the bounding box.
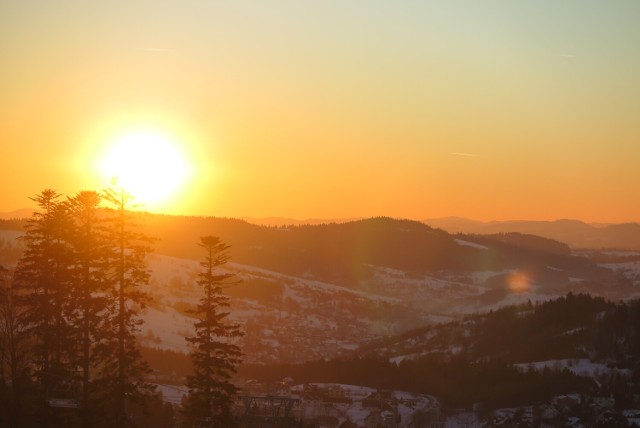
[2,214,639,365]
[424,217,640,250]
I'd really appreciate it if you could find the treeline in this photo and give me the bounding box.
[239,294,640,410]
[141,216,460,284]
[471,293,613,362]
[469,232,571,255]
[240,355,594,409]
[0,189,244,428]
[464,233,609,283]
[466,293,640,365]
[140,215,610,288]
[358,293,640,366]
[2,213,616,290]
[0,189,155,427]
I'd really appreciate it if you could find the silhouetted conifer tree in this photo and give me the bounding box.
[67,190,112,427]
[183,236,243,427]
[100,186,154,428]
[14,189,76,426]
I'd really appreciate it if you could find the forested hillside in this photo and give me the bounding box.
[427,218,640,250]
[242,294,640,411]
[114,215,621,293]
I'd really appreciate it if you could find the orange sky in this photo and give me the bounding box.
[1,1,639,222]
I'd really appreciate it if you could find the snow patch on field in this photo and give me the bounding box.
[601,261,640,280]
[290,383,437,427]
[622,410,640,426]
[468,270,511,285]
[229,262,400,303]
[142,254,406,363]
[154,383,188,405]
[514,358,632,378]
[455,239,488,250]
[601,250,640,257]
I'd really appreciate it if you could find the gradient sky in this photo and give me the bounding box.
[1,0,639,222]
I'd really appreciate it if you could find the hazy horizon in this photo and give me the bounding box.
[1,205,637,226]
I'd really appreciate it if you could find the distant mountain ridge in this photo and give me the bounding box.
[1,213,622,290]
[125,215,635,321]
[2,214,638,365]
[4,210,639,250]
[242,216,362,226]
[0,208,33,220]
[424,217,640,250]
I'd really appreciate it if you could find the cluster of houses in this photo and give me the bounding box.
[235,380,443,427]
[230,380,640,427]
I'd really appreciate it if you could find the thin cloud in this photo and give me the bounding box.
[451,152,481,158]
[557,53,576,58]
[136,47,174,53]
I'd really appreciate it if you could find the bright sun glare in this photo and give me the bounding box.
[100,130,191,208]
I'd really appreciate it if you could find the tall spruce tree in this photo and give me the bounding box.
[101,186,154,428]
[183,236,243,427]
[14,189,76,426]
[67,190,112,427]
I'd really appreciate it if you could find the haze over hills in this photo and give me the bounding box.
[134,215,617,287]
[0,208,34,220]
[4,209,640,251]
[2,214,639,423]
[4,213,638,421]
[1,213,640,368]
[242,216,362,227]
[424,217,640,250]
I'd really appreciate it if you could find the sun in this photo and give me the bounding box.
[99,129,192,209]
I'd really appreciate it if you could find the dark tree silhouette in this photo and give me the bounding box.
[67,190,112,427]
[183,236,243,427]
[0,265,32,428]
[100,186,154,428]
[14,189,76,427]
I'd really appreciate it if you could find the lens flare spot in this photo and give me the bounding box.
[508,271,532,293]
